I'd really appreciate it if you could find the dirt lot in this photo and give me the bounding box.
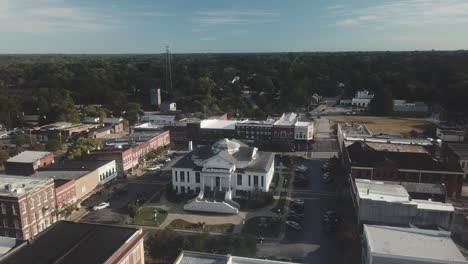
[328,116,434,134]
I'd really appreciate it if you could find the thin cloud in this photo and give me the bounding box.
[334,0,468,27]
[200,37,217,41]
[0,0,118,33]
[193,9,280,26]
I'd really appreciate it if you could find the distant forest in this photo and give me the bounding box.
[1,51,468,128]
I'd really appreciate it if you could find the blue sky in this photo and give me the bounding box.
[1,0,468,53]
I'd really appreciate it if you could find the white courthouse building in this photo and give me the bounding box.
[171,139,275,214]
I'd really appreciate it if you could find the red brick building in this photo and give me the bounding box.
[4,151,54,176]
[0,221,145,264]
[0,175,56,240]
[346,141,465,198]
[84,131,170,177]
[36,160,118,213]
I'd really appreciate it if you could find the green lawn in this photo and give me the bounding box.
[242,216,281,238]
[270,191,288,214]
[132,207,167,226]
[167,219,234,233]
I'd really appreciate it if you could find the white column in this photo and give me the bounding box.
[211,176,214,190]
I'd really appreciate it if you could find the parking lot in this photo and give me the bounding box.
[79,155,178,224]
[258,157,359,264]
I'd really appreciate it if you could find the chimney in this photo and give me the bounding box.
[157,88,161,107]
[188,141,193,152]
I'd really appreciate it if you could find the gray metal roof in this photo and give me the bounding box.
[7,151,51,163]
[364,225,468,263]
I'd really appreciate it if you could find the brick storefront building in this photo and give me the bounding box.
[346,141,465,198]
[84,131,170,177]
[0,175,56,240]
[4,151,54,176]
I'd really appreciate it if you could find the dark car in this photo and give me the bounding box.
[287,214,303,223]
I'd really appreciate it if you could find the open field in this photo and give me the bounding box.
[328,116,434,134]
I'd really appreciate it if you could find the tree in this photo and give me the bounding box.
[12,134,28,146]
[369,88,394,116]
[67,137,101,160]
[197,77,216,96]
[123,102,142,125]
[0,150,9,164]
[46,139,62,152]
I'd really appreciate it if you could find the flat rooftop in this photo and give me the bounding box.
[175,251,298,264]
[0,237,22,257]
[295,121,313,127]
[0,221,142,264]
[447,143,468,159]
[40,160,112,171]
[365,142,429,153]
[6,151,51,163]
[33,170,90,181]
[339,123,372,137]
[200,119,237,130]
[103,131,167,149]
[0,175,52,197]
[364,225,468,263]
[356,179,410,203]
[356,179,454,211]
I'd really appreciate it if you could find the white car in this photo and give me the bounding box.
[295,165,307,172]
[165,158,171,162]
[147,164,161,171]
[93,202,110,211]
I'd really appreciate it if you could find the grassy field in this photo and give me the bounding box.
[132,207,167,226]
[167,219,234,233]
[329,116,434,134]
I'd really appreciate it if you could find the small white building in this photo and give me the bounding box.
[141,112,176,125]
[82,117,100,124]
[171,139,275,214]
[363,225,468,264]
[352,89,374,108]
[294,121,314,140]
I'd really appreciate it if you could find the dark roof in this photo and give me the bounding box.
[446,143,468,159]
[0,221,141,264]
[347,141,462,173]
[40,160,112,171]
[88,125,112,134]
[53,179,72,188]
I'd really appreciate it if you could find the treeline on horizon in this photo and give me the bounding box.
[1,50,468,128]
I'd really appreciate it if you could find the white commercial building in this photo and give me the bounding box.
[141,112,176,125]
[294,121,314,140]
[354,179,454,229]
[352,89,374,108]
[175,251,298,264]
[363,225,468,264]
[171,139,275,214]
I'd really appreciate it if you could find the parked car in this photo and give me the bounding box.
[323,210,339,224]
[321,173,333,184]
[321,162,331,171]
[93,202,110,211]
[287,214,303,223]
[289,210,304,218]
[295,165,308,172]
[285,221,302,231]
[290,204,304,213]
[291,198,304,205]
[256,236,265,243]
[165,158,171,162]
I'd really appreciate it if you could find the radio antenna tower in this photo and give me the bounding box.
[165,44,173,95]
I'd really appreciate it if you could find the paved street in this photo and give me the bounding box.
[258,157,358,264]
